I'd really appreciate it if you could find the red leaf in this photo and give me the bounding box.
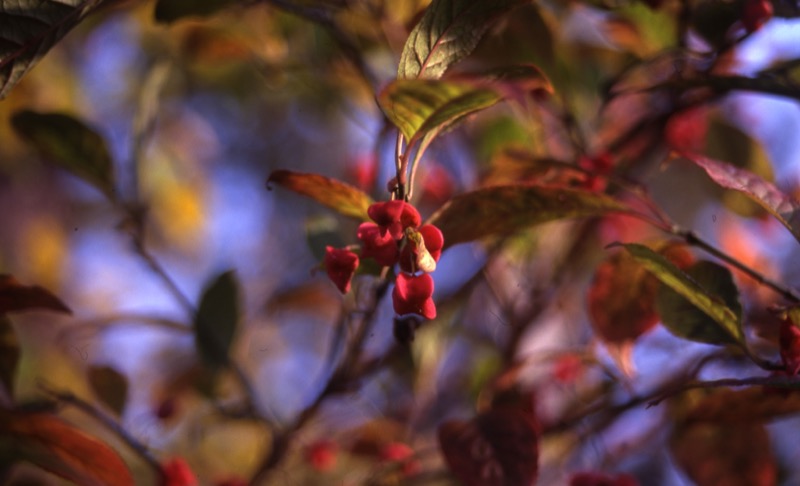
[0,409,134,486]
[267,170,373,221]
[438,408,539,486]
[588,242,694,374]
[0,274,71,315]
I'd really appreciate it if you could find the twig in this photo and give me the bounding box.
[649,74,800,103]
[646,374,800,408]
[248,278,392,485]
[118,204,268,428]
[675,228,800,303]
[38,381,165,480]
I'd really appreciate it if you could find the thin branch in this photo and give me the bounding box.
[646,374,800,408]
[38,381,165,480]
[649,74,800,102]
[248,278,392,485]
[676,228,800,303]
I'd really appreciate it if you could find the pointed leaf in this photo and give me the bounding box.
[679,153,800,244]
[398,0,527,80]
[87,366,128,417]
[655,260,743,346]
[0,0,103,99]
[428,185,629,249]
[618,244,744,346]
[194,270,240,370]
[154,0,237,23]
[11,111,116,199]
[378,79,501,144]
[267,170,373,221]
[0,409,134,486]
[0,275,71,315]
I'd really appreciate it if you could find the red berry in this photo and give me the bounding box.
[324,247,359,294]
[160,458,198,486]
[379,442,420,477]
[367,201,421,240]
[305,440,338,472]
[742,0,773,33]
[357,223,399,267]
[392,273,436,319]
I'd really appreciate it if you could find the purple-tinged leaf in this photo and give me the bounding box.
[680,153,800,243]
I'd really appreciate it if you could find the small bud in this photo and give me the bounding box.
[160,458,198,486]
[305,440,338,472]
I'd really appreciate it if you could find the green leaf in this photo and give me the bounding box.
[194,271,240,370]
[87,366,128,417]
[377,79,501,144]
[0,409,134,486]
[619,244,744,346]
[305,216,347,262]
[680,152,800,244]
[0,0,103,99]
[267,170,373,221]
[398,0,527,80]
[154,0,238,23]
[427,185,629,249]
[11,111,116,200]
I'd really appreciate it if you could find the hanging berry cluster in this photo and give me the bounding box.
[323,200,443,320]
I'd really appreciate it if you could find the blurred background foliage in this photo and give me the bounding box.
[2,0,800,485]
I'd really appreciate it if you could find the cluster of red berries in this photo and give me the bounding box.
[324,200,443,320]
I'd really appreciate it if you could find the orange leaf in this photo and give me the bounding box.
[267,170,373,221]
[0,409,134,486]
